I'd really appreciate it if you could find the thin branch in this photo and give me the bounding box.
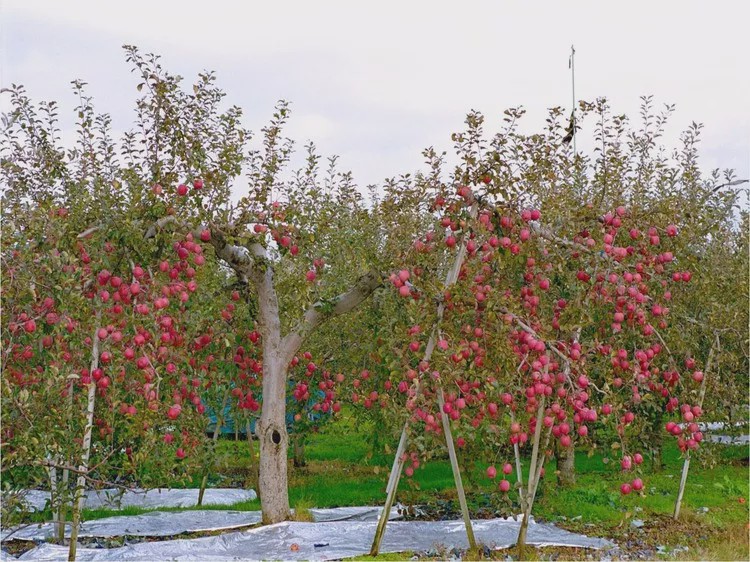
[77,225,102,239]
[711,178,748,193]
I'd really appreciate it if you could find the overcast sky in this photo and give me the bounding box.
[1,0,748,191]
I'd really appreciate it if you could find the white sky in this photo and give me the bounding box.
[1,0,748,190]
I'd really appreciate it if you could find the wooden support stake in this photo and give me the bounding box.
[517,395,548,560]
[674,336,718,519]
[510,410,526,506]
[438,387,477,549]
[370,201,478,556]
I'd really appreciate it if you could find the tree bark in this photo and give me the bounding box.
[257,357,290,524]
[556,440,576,487]
[252,247,291,524]
[517,513,531,560]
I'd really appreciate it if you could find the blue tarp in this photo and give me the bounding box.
[204,384,328,436]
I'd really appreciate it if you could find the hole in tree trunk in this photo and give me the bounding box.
[271,430,281,444]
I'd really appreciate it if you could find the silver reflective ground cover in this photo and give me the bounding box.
[15,489,257,512]
[2,506,401,542]
[706,434,749,444]
[18,517,612,560]
[676,421,749,444]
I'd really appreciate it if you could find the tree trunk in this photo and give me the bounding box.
[257,356,290,524]
[48,463,63,544]
[68,317,101,561]
[58,462,70,543]
[68,383,96,561]
[556,441,576,487]
[517,511,531,561]
[292,433,306,468]
[220,241,381,525]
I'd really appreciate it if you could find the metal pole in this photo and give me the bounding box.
[570,44,577,157]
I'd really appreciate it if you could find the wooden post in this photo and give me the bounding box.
[438,388,477,549]
[385,427,408,497]
[674,336,718,519]
[673,455,691,519]
[370,201,478,556]
[369,446,407,557]
[510,410,526,506]
[516,395,548,560]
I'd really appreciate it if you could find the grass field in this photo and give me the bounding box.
[15,418,750,560]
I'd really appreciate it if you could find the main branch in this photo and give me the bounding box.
[282,270,383,363]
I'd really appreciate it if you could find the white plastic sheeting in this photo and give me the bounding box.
[707,434,749,444]
[677,421,749,444]
[17,517,613,560]
[14,488,257,512]
[1,506,401,542]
